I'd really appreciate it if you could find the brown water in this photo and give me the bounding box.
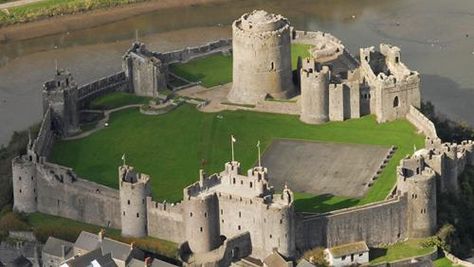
[0,0,474,145]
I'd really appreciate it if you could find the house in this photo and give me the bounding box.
[42,230,177,267]
[324,241,369,267]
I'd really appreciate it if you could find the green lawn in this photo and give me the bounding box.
[50,104,424,212]
[369,239,436,265]
[169,43,312,88]
[433,257,461,267]
[27,212,178,259]
[89,92,150,110]
[0,0,150,26]
[169,53,233,88]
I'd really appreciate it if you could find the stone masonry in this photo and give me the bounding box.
[9,9,473,267]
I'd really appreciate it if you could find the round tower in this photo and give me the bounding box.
[227,10,295,104]
[119,165,151,237]
[398,161,437,238]
[183,193,220,253]
[299,64,330,124]
[261,186,295,258]
[12,156,37,213]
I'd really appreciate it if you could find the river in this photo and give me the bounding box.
[0,0,473,145]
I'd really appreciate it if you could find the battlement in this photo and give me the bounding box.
[43,69,77,92]
[184,161,274,201]
[233,10,290,40]
[119,165,150,185]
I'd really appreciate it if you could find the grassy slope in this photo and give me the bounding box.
[169,43,312,88]
[50,104,424,212]
[0,0,149,26]
[369,239,436,265]
[27,212,178,258]
[89,92,150,110]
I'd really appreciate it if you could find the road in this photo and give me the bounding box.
[0,0,44,9]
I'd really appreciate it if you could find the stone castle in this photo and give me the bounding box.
[10,10,474,267]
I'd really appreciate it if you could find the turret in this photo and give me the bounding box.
[12,156,37,213]
[397,156,437,237]
[119,165,151,237]
[440,143,459,193]
[183,193,220,253]
[299,61,330,124]
[261,185,295,258]
[42,69,80,137]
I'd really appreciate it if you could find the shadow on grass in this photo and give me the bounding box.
[294,193,360,213]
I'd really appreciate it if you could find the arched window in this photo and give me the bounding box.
[250,182,253,188]
[393,96,399,107]
[233,178,236,184]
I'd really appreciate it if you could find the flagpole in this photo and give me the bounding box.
[257,141,261,167]
[231,136,235,162]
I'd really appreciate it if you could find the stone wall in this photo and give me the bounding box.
[146,199,185,243]
[77,71,128,108]
[406,105,438,139]
[157,39,231,65]
[32,108,54,158]
[35,162,121,229]
[295,194,408,251]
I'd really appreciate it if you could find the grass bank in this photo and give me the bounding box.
[0,0,150,27]
[50,103,424,212]
[0,210,178,259]
[89,91,150,110]
[369,238,436,265]
[169,43,312,88]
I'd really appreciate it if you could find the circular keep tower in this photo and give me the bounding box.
[227,10,295,104]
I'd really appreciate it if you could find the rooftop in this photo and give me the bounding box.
[327,241,369,258]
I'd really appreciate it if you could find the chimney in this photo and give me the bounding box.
[130,241,136,251]
[144,257,153,267]
[98,229,105,241]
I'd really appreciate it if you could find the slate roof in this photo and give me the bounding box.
[327,241,369,258]
[63,248,102,267]
[296,259,316,267]
[92,253,117,267]
[263,251,288,267]
[43,237,74,258]
[74,231,101,252]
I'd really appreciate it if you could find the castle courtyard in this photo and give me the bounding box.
[262,139,391,198]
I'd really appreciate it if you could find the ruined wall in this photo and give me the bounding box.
[406,105,438,139]
[35,162,121,229]
[77,72,128,108]
[329,84,344,121]
[157,39,231,64]
[296,195,408,251]
[375,74,421,123]
[31,108,55,158]
[146,199,185,243]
